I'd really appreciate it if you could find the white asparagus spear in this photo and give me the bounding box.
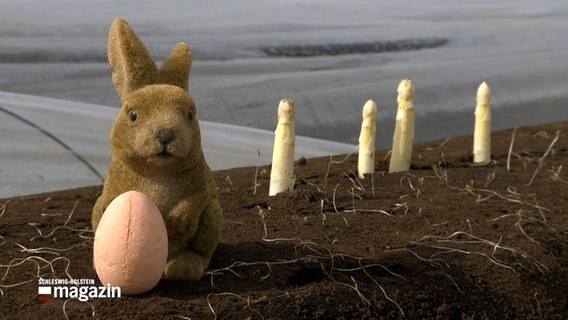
[358,100,377,179]
[473,81,491,163]
[389,78,415,173]
[269,99,295,196]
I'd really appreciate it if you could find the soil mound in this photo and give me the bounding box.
[1,122,567,319]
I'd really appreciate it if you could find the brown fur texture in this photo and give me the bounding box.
[92,18,223,281]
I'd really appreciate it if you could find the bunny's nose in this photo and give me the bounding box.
[156,129,175,146]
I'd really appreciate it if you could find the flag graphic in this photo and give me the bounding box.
[38,286,52,301]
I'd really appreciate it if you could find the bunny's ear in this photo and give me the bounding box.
[108,18,158,102]
[158,42,191,91]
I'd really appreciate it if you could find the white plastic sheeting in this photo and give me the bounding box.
[0,92,354,198]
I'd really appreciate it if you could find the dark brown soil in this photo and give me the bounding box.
[1,122,567,319]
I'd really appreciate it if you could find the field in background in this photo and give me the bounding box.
[1,0,567,146]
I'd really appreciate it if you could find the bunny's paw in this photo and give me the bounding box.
[164,250,206,281]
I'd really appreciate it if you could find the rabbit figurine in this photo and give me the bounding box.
[92,18,223,281]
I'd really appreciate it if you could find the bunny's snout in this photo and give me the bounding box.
[156,129,176,147]
[145,124,193,160]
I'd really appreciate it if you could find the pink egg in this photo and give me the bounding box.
[94,191,168,295]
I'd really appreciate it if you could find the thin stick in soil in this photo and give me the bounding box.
[433,162,552,215]
[0,201,8,219]
[320,264,371,305]
[507,127,518,172]
[324,146,358,190]
[527,130,560,186]
[549,165,568,184]
[253,149,262,195]
[207,292,264,320]
[370,172,377,198]
[360,262,406,317]
[465,185,551,214]
[62,298,95,320]
[2,256,74,282]
[405,231,548,274]
[11,241,89,256]
[0,201,8,242]
[0,279,34,296]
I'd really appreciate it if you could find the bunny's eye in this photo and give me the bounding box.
[129,110,137,122]
[187,110,194,120]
